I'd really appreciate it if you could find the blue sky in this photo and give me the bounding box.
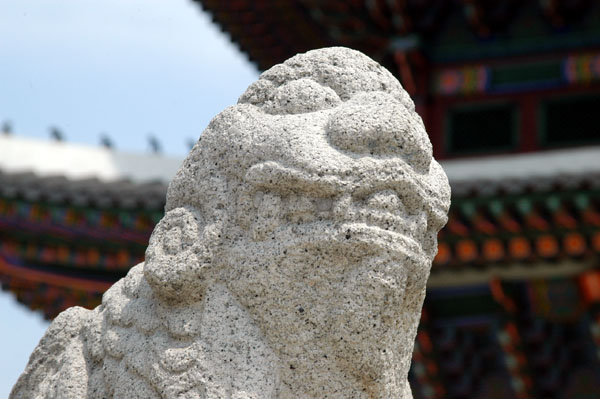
[0,0,259,395]
[0,0,259,156]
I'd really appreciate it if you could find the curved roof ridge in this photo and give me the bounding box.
[0,135,183,184]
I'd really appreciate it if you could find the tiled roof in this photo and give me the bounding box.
[0,135,181,184]
[194,1,599,72]
[0,171,167,209]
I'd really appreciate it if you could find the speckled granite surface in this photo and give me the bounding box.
[11,47,450,399]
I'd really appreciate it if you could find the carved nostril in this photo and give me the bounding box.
[325,91,432,172]
[326,100,409,157]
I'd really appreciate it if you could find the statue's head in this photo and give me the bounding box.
[144,47,450,394]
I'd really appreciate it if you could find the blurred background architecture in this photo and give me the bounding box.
[2,1,600,398]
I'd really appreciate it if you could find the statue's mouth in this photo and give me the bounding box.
[248,184,428,256]
[339,221,422,254]
[245,161,432,251]
[264,219,425,263]
[337,193,427,244]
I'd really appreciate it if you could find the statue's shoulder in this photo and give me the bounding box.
[10,305,91,399]
[9,262,152,399]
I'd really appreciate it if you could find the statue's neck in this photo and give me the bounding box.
[220,251,415,399]
[271,341,408,399]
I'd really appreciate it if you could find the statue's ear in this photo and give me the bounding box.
[144,206,221,304]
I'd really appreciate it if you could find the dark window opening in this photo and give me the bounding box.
[447,103,516,155]
[543,96,600,147]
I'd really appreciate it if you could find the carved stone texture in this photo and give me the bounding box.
[11,47,450,399]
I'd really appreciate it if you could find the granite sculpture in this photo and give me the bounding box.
[11,47,450,399]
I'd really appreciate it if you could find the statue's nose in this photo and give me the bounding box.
[325,91,432,173]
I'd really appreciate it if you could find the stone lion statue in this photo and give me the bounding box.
[11,47,450,399]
